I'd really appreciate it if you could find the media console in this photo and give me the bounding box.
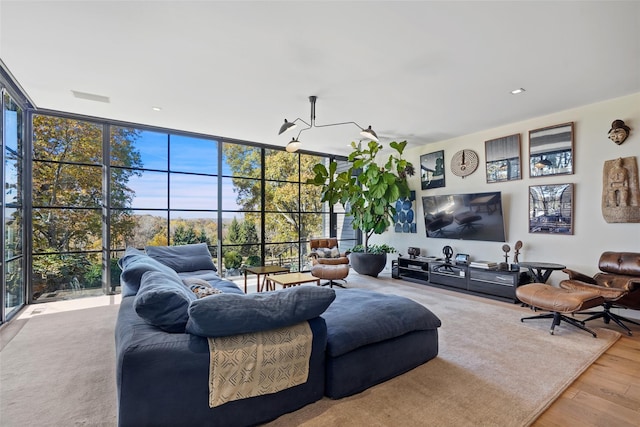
[396,256,431,284]
[396,257,526,303]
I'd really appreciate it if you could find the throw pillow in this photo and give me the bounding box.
[181,277,213,289]
[134,271,197,333]
[313,249,326,258]
[192,286,223,299]
[181,277,223,299]
[145,243,217,273]
[186,286,337,337]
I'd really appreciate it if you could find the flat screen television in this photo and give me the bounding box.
[422,191,506,242]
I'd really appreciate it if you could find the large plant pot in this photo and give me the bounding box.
[350,252,387,278]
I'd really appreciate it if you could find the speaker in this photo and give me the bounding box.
[407,247,420,258]
[392,260,400,279]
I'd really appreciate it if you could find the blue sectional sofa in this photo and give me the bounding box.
[115,244,441,426]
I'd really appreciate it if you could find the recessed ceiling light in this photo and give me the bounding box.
[152,106,162,111]
[510,88,526,95]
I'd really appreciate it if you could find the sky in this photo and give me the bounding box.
[125,130,244,218]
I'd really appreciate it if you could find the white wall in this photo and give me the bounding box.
[374,92,640,285]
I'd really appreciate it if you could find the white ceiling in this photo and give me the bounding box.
[1,1,639,156]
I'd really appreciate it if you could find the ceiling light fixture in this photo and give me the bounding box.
[285,137,301,153]
[510,88,526,95]
[152,106,162,111]
[278,95,378,153]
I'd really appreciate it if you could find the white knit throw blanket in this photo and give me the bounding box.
[207,322,313,408]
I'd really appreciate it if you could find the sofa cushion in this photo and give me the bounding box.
[322,289,441,357]
[186,286,336,337]
[120,249,183,297]
[178,270,221,282]
[145,243,217,272]
[117,246,146,269]
[134,271,197,333]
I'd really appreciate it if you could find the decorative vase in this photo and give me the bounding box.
[350,252,387,278]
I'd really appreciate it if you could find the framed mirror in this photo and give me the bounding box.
[529,122,574,177]
[528,183,574,235]
[485,133,521,183]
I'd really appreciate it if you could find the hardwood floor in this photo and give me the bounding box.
[533,320,640,427]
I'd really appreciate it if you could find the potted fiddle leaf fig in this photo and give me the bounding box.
[308,140,414,277]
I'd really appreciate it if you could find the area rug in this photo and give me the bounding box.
[0,279,620,427]
[266,276,621,427]
[0,300,119,427]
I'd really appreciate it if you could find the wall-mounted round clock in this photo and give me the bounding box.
[451,149,479,178]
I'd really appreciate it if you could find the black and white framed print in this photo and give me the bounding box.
[529,122,574,177]
[529,183,574,235]
[485,134,521,183]
[420,150,445,190]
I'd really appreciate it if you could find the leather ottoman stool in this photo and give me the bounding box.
[311,262,350,288]
[516,283,605,337]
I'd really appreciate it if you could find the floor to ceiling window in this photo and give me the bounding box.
[30,115,104,301]
[2,90,25,321]
[109,127,219,286]
[27,112,353,301]
[220,143,262,276]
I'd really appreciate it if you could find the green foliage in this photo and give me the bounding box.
[31,116,142,291]
[84,258,121,287]
[173,223,210,245]
[32,252,100,295]
[223,250,243,270]
[308,140,413,252]
[350,243,396,254]
[222,146,325,247]
[238,220,259,257]
[225,217,242,244]
[246,255,262,266]
[31,116,142,253]
[224,217,259,258]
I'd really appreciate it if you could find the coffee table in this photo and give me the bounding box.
[243,265,289,293]
[264,272,320,291]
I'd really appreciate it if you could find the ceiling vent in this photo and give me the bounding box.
[71,90,110,103]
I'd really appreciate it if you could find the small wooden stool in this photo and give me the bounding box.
[516,283,605,337]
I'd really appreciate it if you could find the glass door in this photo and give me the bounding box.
[2,89,25,322]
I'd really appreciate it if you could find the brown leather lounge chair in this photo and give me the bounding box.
[309,238,350,288]
[560,251,640,336]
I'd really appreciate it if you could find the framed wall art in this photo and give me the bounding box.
[528,183,574,235]
[485,133,521,183]
[420,150,445,190]
[529,122,574,177]
[394,190,417,233]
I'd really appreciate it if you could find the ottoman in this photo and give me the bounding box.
[320,289,441,398]
[516,283,605,337]
[311,262,350,288]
